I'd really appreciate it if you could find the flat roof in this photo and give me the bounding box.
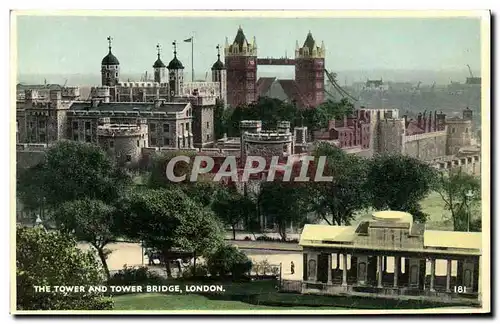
[424,230,482,250]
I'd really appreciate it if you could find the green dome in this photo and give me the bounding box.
[211,59,225,70]
[153,57,166,68]
[168,55,184,70]
[101,50,120,65]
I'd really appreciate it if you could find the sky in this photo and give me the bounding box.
[16,15,482,82]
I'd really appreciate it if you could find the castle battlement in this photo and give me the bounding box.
[97,124,145,137]
[118,81,161,88]
[16,143,51,151]
[243,131,293,142]
[404,130,447,143]
[240,120,262,129]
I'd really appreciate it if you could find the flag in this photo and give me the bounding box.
[184,37,193,43]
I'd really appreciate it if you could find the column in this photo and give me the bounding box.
[430,258,436,292]
[393,256,400,288]
[342,253,347,286]
[327,253,332,284]
[377,255,383,288]
[446,259,452,292]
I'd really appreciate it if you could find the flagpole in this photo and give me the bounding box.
[191,36,194,82]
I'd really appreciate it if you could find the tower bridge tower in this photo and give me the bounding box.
[295,31,325,108]
[224,26,257,108]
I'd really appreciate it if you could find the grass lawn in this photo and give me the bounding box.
[111,280,462,311]
[112,281,344,310]
[113,293,348,310]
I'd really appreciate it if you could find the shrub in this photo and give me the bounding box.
[107,266,164,286]
[206,245,252,279]
[253,259,273,275]
[182,263,209,278]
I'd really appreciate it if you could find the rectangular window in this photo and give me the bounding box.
[206,122,209,129]
[72,121,78,130]
[109,140,114,148]
[149,123,156,132]
[39,120,46,129]
[186,123,190,132]
[164,137,170,146]
[137,140,140,147]
[85,121,91,130]
[29,121,34,128]
[85,135,91,143]
[163,123,170,133]
[150,137,157,146]
[206,134,210,141]
[452,128,456,133]
[73,133,78,141]
[39,133,46,142]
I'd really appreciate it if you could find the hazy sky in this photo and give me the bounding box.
[16,15,481,77]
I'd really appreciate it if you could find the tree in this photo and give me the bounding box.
[52,199,116,280]
[115,188,224,277]
[206,245,252,279]
[147,150,197,188]
[259,181,309,241]
[307,143,370,226]
[16,226,113,310]
[367,154,438,223]
[436,168,481,231]
[212,187,257,240]
[17,141,131,209]
[213,100,227,140]
[302,98,355,131]
[182,181,222,208]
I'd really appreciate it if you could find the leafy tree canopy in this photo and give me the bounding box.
[366,154,438,223]
[16,226,113,310]
[17,141,131,210]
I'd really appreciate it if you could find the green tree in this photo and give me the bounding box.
[16,226,113,310]
[367,154,437,223]
[259,181,309,241]
[307,143,370,226]
[206,245,252,279]
[17,141,130,209]
[214,100,227,140]
[52,199,116,280]
[147,150,197,188]
[212,187,257,240]
[302,98,355,131]
[436,169,481,231]
[116,188,224,277]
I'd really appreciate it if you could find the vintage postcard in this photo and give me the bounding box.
[11,10,491,315]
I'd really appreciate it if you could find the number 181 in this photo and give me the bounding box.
[454,286,467,293]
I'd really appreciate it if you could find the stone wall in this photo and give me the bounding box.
[377,118,405,154]
[404,131,447,161]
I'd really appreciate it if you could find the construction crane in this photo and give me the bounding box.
[324,69,358,102]
[467,64,474,78]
